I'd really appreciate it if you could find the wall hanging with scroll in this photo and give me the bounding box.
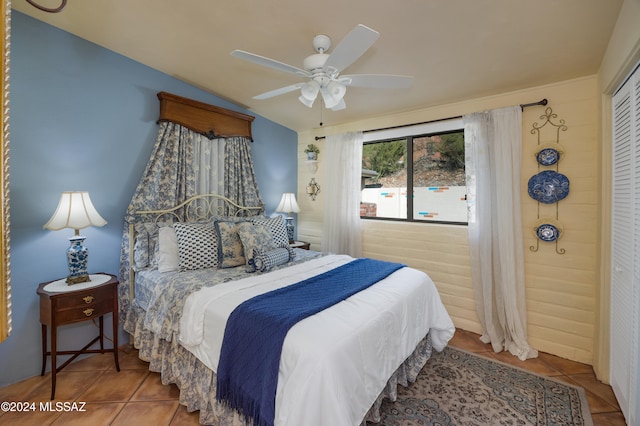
[528,106,568,254]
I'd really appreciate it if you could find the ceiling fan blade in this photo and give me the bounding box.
[324,24,379,73]
[253,82,306,100]
[339,74,414,89]
[231,50,311,77]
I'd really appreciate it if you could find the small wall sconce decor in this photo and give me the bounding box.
[43,191,107,284]
[306,178,320,201]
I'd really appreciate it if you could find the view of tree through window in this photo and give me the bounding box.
[361,130,467,224]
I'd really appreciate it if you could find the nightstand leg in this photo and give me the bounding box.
[113,312,120,371]
[50,323,57,400]
[99,315,104,352]
[40,324,46,376]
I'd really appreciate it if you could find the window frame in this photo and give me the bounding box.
[360,118,467,226]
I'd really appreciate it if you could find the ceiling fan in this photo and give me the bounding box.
[230,24,414,111]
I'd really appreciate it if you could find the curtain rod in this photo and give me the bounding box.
[314,98,548,141]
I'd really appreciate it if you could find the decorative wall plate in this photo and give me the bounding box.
[535,147,561,166]
[527,170,570,204]
[533,218,563,243]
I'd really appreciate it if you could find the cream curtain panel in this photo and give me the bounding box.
[464,106,537,361]
[321,131,363,257]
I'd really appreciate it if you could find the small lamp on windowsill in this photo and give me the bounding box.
[43,191,107,285]
[276,193,300,243]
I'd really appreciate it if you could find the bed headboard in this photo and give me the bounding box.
[127,193,264,301]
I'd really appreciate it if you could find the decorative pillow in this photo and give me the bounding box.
[252,215,289,246]
[252,246,294,273]
[157,226,179,273]
[237,222,277,268]
[132,221,175,271]
[173,222,218,271]
[132,222,158,271]
[214,220,246,268]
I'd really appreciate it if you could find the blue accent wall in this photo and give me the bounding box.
[0,11,297,386]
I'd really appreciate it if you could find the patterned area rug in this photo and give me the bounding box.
[373,347,593,426]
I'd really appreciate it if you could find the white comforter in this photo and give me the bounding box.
[179,254,455,426]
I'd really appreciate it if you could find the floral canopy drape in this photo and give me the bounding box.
[118,121,263,317]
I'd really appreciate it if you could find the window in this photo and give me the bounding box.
[360,119,467,224]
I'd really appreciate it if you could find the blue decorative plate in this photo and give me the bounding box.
[536,147,561,166]
[528,171,570,204]
[535,223,561,242]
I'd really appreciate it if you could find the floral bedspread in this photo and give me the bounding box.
[127,249,322,343]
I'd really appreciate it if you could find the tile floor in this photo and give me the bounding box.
[0,328,627,425]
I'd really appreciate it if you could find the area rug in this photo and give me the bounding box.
[373,347,593,426]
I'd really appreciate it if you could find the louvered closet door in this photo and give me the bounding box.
[611,64,640,426]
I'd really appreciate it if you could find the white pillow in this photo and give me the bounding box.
[157,226,179,273]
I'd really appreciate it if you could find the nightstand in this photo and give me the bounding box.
[37,273,120,400]
[290,240,310,250]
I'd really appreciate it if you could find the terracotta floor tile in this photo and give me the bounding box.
[51,402,125,425]
[567,372,621,410]
[591,411,628,426]
[488,350,563,376]
[448,329,493,353]
[131,372,180,401]
[111,400,180,425]
[25,370,100,402]
[0,406,63,425]
[62,352,119,372]
[170,403,202,425]
[0,374,50,401]
[78,370,148,402]
[118,350,151,370]
[537,351,593,375]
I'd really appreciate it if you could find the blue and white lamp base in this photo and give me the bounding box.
[66,236,90,284]
[285,216,295,243]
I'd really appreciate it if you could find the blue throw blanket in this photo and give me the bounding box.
[216,258,405,426]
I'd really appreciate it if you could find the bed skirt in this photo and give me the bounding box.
[124,303,435,425]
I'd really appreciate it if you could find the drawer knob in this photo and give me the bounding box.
[83,308,95,317]
[83,296,94,304]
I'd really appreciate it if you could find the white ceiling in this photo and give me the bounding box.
[13,0,623,132]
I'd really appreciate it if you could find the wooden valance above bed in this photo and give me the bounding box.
[157,91,255,141]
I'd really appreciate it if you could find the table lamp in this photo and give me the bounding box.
[276,193,300,243]
[43,191,107,284]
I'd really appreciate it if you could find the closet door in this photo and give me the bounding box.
[611,64,639,426]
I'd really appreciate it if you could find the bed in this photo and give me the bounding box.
[122,193,455,426]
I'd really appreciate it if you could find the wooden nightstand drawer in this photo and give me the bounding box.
[56,299,112,323]
[55,286,114,310]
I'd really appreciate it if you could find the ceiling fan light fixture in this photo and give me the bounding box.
[299,81,320,108]
[320,81,346,109]
[300,80,320,100]
[330,99,347,111]
[298,95,315,108]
